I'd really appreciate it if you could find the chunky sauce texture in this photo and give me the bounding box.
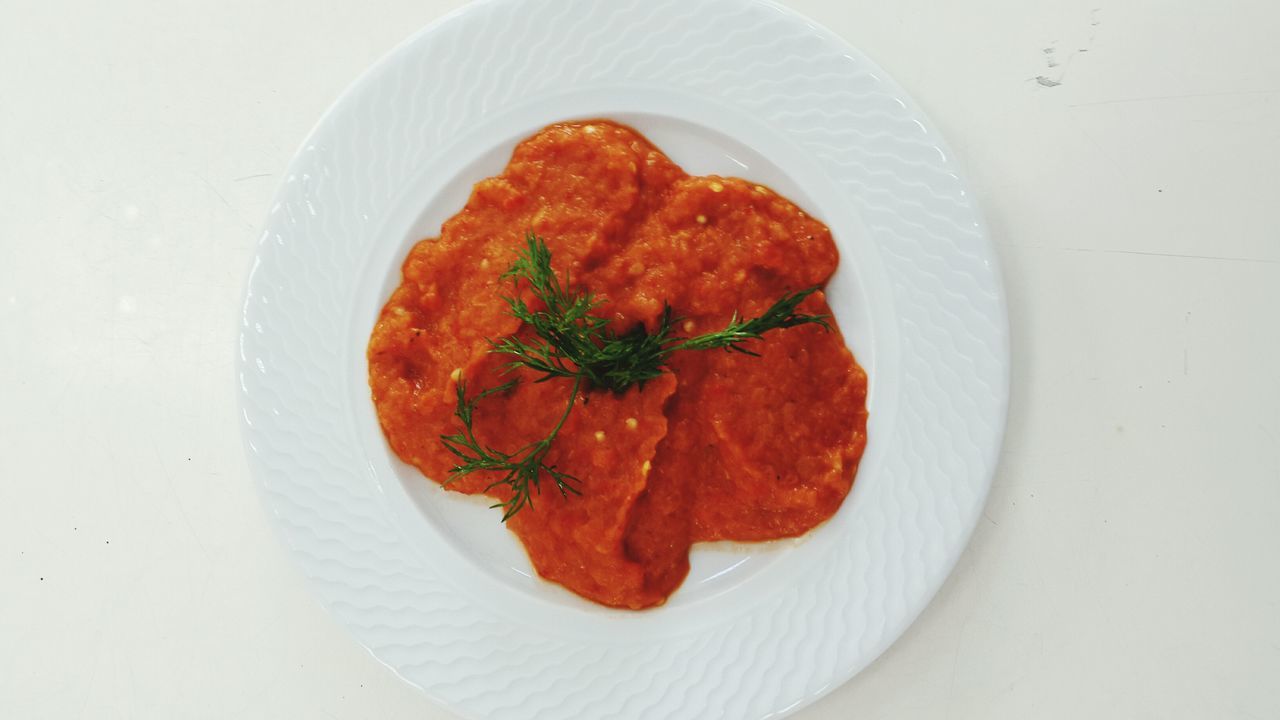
[368,121,868,609]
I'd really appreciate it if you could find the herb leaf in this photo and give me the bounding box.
[494,233,829,385]
[668,288,831,357]
[440,376,581,521]
[444,232,830,521]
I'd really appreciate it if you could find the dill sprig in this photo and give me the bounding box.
[493,234,830,386]
[441,232,830,520]
[440,377,582,521]
[489,238,670,391]
[665,288,831,356]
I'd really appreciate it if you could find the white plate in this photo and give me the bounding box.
[238,0,1009,717]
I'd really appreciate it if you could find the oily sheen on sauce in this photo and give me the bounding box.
[367,121,868,609]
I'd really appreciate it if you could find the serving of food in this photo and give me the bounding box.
[240,0,1006,714]
[368,121,868,609]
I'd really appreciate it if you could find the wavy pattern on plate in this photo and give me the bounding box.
[239,0,1008,717]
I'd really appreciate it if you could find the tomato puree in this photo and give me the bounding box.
[368,121,868,609]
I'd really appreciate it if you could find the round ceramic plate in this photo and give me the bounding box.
[238,0,1009,717]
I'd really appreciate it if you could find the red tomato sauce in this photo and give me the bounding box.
[368,121,868,609]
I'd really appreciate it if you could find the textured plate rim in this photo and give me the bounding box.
[237,1,1010,717]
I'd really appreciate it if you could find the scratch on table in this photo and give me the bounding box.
[1062,247,1280,265]
[153,440,213,565]
[1069,89,1280,108]
[197,173,256,230]
[944,609,976,718]
[1259,423,1278,444]
[199,174,237,212]
[1070,118,1129,180]
[232,172,273,183]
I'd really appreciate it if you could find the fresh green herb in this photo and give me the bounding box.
[442,232,830,520]
[440,377,581,521]
[486,237,671,391]
[492,234,830,385]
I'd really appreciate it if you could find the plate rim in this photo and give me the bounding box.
[238,0,1010,717]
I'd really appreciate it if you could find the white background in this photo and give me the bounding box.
[2,0,1278,717]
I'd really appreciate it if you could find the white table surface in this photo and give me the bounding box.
[3,0,1278,717]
